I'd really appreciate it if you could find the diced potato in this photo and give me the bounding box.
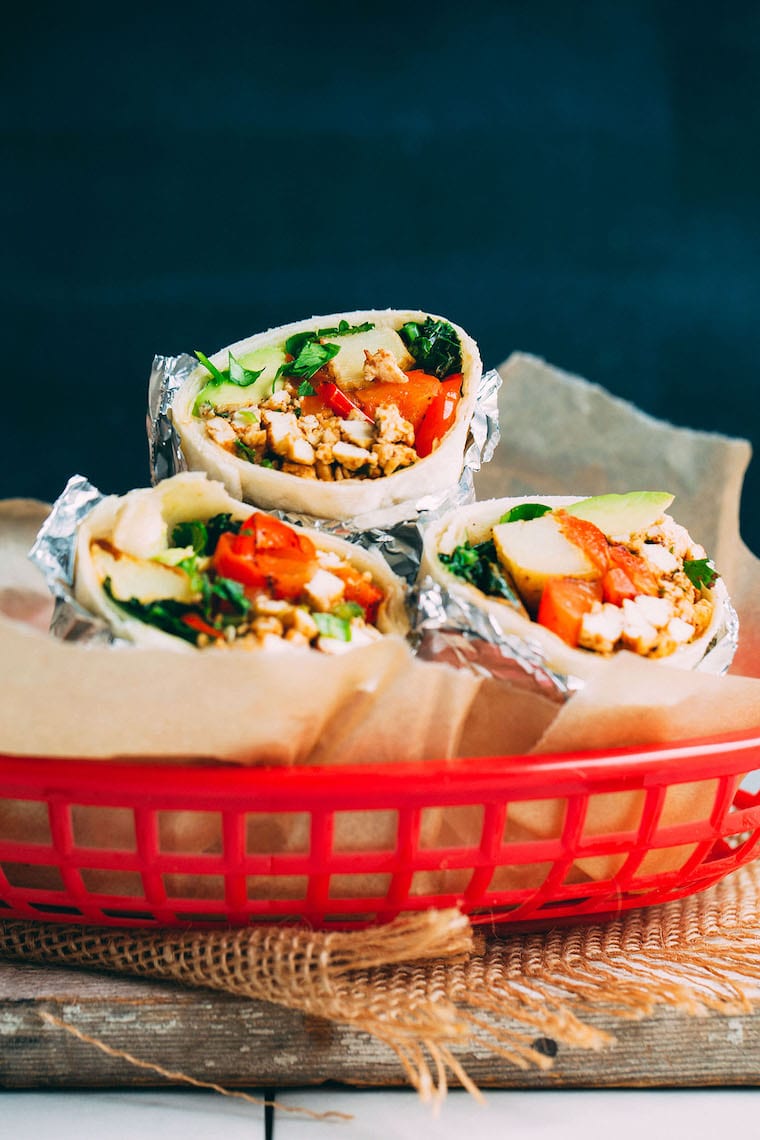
[91,541,198,604]
[324,328,414,390]
[492,514,599,612]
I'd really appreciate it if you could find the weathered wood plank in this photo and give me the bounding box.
[1,960,758,1090]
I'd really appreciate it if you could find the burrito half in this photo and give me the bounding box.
[75,472,409,652]
[421,491,733,678]
[170,309,482,522]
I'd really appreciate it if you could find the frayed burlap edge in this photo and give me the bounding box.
[2,863,760,1106]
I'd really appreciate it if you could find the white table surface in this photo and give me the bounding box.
[1,1088,757,1139]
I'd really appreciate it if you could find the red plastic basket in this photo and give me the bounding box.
[1,730,760,931]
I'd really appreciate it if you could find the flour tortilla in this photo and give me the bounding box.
[75,472,410,650]
[420,495,732,681]
[170,309,482,524]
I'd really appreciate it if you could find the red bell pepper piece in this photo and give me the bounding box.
[213,517,317,601]
[414,374,462,457]
[537,577,603,647]
[317,381,373,423]
[182,613,224,640]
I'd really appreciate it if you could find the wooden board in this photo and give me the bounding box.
[1,959,759,1090]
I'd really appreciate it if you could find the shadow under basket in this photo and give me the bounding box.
[1,728,760,931]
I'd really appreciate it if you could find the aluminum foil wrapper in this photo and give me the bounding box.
[407,567,740,703]
[411,576,585,703]
[28,475,121,646]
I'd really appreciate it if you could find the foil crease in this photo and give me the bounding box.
[411,576,584,702]
[28,474,120,645]
[147,353,195,484]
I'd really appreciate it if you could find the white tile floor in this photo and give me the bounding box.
[2,1088,759,1139]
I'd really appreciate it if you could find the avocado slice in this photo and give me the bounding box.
[563,491,674,537]
[193,345,287,415]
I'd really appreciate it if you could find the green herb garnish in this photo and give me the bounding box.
[282,340,340,381]
[282,321,376,383]
[399,317,462,379]
[316,319,375,338]
[683,558,719,589]
[194,349,264,390]
[297,379,317,397]
[499,503,552,524]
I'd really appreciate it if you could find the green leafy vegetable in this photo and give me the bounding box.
[399,317,462,379]
[282,321,376,382]
[194,349,264,389]
[171,519,208,554]
[312,612,351,641]
[236,438,260,463]
[283,340,340,381]
[316,319,375,338]
[439,540,523,605]
[194,350,227,385]
[499,503,552,524]
[170,513,243,557]
[104,582,200,644]
[683,558,719,589]
[297,379,316,397]
[227,352,264,388]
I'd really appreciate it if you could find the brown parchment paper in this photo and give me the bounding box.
[1,353,759,891]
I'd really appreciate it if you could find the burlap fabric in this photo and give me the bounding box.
[3,861,760,1103]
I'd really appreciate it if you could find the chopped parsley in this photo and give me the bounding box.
[399,317,462,379]
[683,558,719,590]
[195,349,264,389]
[282,320,377,382]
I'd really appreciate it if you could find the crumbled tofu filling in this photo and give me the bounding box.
[198,380,427,481]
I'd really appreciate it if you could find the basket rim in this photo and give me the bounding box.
[1,726,759,807]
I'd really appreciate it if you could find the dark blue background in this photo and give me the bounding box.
[3,2,759,551]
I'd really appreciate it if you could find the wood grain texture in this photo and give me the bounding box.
[1,961,758,1091]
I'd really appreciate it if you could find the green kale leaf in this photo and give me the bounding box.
[439,539,522,605]
[399,317,462,379]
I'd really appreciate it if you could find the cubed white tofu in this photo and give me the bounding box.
[332,440,374,472]
[340,419,376,448]
[287,436,316,465]
[303,569,345,612]
[641,543,679,574]
[621,598,659,654]
[578,604,624,654]
[262,410,302,457]
[667,616,695,644]
[632,594,673,628]
[206,416,239,451]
